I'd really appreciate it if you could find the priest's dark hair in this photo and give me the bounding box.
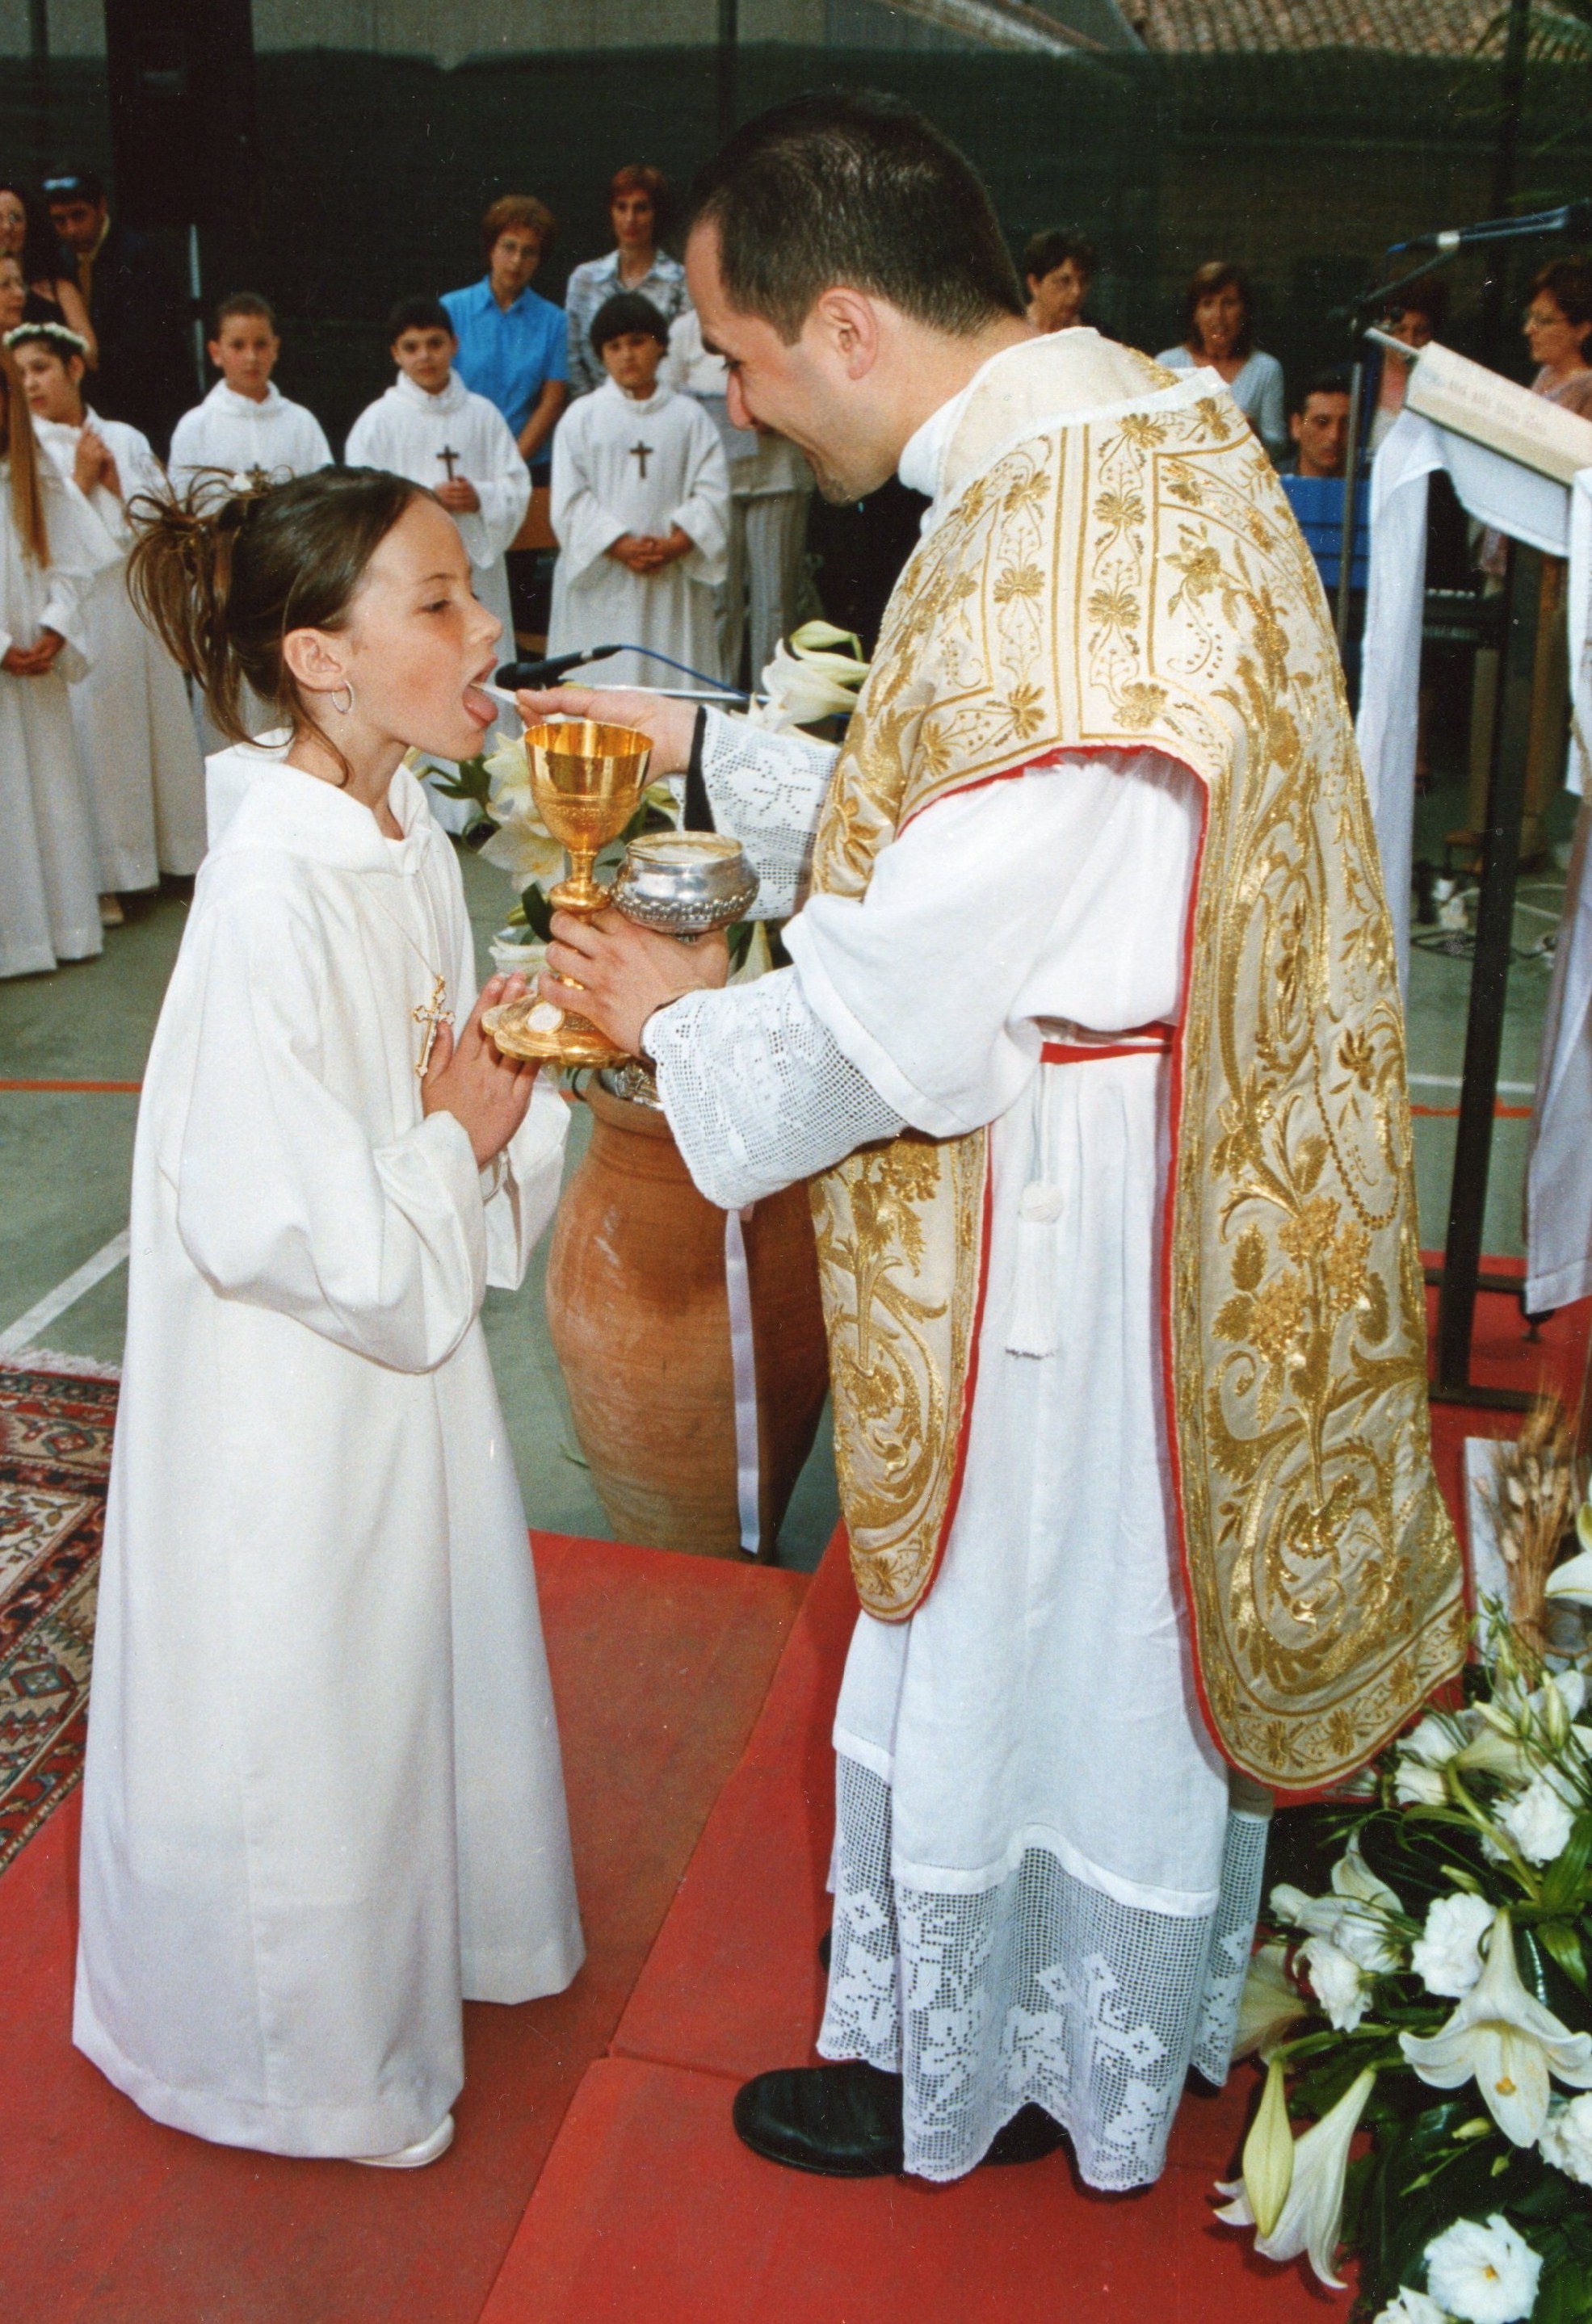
[589,292,668,355]
[687,90,1025,343]
[126,467,424,764]
[388,295,456,343]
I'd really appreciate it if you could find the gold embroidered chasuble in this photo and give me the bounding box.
[807,335,1464,1793]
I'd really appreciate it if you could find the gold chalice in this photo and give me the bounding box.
[484,720,651,1068]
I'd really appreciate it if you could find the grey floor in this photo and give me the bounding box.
[0,757,1569,1577]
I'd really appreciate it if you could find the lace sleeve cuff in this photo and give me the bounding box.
[699,709,839,917]
[649,967,904,1212]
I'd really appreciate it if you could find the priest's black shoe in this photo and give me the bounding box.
[732,2066,1065,2177]
[733,2063,904,2176]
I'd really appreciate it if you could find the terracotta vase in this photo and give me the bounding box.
[545,1080,831,1558]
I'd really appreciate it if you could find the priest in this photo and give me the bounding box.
[525,92,1463,2190]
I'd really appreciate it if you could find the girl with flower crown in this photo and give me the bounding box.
[11,317,205,903]
[73,467,584,2165]
[0,340,113,975]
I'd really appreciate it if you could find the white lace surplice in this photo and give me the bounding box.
[649,712,1268,2189]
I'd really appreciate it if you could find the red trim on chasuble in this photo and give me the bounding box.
[1155,785,1246,1786]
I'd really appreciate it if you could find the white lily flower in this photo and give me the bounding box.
[1498,1771,1576,1866]
[1214,2066,1375,2288]
[1271,1838,1402,1974]
[1401,1907,1592,2143]
[1233,1942,1311,2060]
[1423,2213,1542,2324]
[1372,2292,1449,2324]
[1410,1892,1497,1999]
[479,812,564,894]
[1397,1763,1452,1807]
[1546,1547,1592,1605]
[1539,2090,1592,2184]
[749,640,866,732]
[1401,1709,1481,1769]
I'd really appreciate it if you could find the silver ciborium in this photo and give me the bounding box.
[602,833,760,1107]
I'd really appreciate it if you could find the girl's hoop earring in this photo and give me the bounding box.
[330,682,355,716]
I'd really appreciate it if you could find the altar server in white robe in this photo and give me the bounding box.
[523,96,1459,2193]
[14,320,205,891]
[170,295,332,753]
[548,292,729,690]
[75,468,583,2165]
[0,344,111,976]
[167,294,331,499]
[344,296,530,651]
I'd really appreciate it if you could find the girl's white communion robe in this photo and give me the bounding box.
[74,757,584,2157]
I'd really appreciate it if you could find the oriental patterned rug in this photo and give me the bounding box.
[0,1356,116,1877]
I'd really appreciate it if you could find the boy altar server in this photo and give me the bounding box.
[345,298,529,651]
[14,320,205,894]
[170,295,331,752]
[168,294,331,500]
[548,292,729,689]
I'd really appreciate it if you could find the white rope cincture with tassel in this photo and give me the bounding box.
[724,1204,762,1554]
[1007,1068,1063,1360]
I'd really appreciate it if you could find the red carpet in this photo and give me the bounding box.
[6,1281,1588,2322]
[478,1533,1319,2324]
[0,1533,806,2323]
[475,1280,1592,2324]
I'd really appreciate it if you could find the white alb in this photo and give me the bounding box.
[547,376,729,689]
[33,408,204,888]
[74,754,583,2156]
[646,337,1270,2188]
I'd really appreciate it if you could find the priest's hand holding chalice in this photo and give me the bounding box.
[485,686,742,1067]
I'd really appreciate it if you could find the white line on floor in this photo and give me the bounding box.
[0,1230,130,1357]
[1409,1073,1535,1098]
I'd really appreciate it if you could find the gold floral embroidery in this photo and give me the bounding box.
[808,367,1460,1780]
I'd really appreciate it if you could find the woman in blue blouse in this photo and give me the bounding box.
[442,195,568,478]
[1156,261,1285,463]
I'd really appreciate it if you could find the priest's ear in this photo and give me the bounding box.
[805,286,882,382]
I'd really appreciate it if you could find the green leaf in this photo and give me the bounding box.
[1537,1918,1590,1995]
[1531,2255,1592,2324]
[520,884,553,942]
[1539,1813,1592,1918]
[727,921,755,971]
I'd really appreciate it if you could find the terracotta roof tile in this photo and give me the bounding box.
[1131,0,1497,53]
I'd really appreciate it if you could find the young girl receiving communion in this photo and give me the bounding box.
[74,468,584,2166]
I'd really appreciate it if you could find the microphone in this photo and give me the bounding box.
[1388,199,1592,256]
[495,644,621,689]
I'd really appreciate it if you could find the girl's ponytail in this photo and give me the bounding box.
[126,466,423,754]
[125,477,264,747]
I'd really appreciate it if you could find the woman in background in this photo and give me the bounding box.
[564,165,690,400]
[0,180,95,361]
[1157,260,1285,461]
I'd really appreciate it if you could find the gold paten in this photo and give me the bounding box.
[485,720,651,1068]
[808,338,1463,1791]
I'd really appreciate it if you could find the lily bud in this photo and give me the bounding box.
[1242,2057,1295,2237]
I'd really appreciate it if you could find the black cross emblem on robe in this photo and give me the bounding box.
[438,444,461,481]
[629,440,653,480]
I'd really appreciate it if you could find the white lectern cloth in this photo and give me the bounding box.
[1355,410,1571,991]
